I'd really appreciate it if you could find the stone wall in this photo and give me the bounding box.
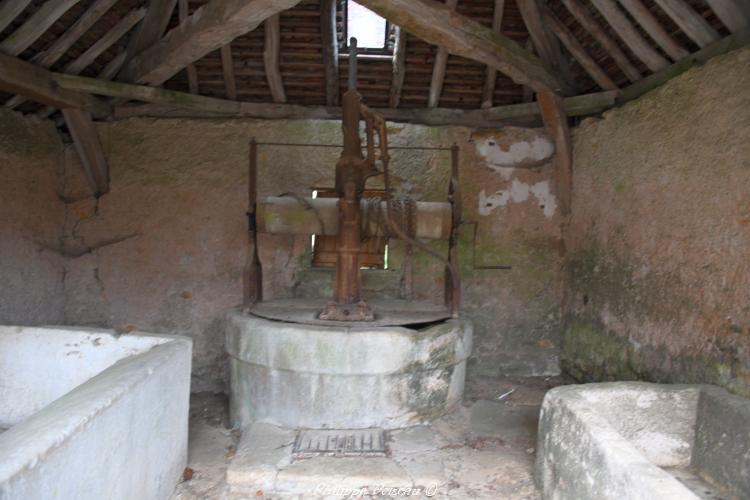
[62,117,564,392]
[0,109,65,325]
[564,48,750,397]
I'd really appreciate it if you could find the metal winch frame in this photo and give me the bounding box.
[242,39,461,324]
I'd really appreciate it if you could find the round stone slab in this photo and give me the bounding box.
[225,309,473,429]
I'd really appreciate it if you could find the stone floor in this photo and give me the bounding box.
[170,377,562,499]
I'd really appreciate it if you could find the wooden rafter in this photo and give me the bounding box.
[654,0,719,48]
[354,0,567,93]
[321,0,340,106]
[264,14,286,103]
[178,0,199,94]
[389,26,407,108]
[119,0,178,80]
[480,0,506,109]
[544,9,617,90]
[62,108,109,197]
[221,44,237,100]
[589,0,669,72]
[119,0,302,86]
[0,52,109,118]
[537,91,572,215]
[0,0,33,34]
[517,0,568,79]
[617,0,688,61]
[560,0,641,82]
[0,0,81,56]
[705,0,749,33]
[427,0,458,108]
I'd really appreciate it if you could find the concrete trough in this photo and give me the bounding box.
[536,382,750,500]
[0,326,192,500]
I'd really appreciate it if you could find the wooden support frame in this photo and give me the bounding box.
[119,0,178,80]
[0,52,109,118]
[321,0,340,106]
[62,108,109,197]
[263,14,286,103]
[517,0,566,74]
[480,0,506,109]
[427,0,459,108]
[355,0,567,93]
[537,92,572,215]
[120,0,302,86]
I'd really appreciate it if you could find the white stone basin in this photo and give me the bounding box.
[536,382,750,500]
[0,326,192,500]
[225,310,472,429]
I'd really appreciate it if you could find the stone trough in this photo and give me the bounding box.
[536,382,750,500]
[0,326,192,500]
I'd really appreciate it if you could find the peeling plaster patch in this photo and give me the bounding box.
[479,180,557,218]
[473,131,554,174]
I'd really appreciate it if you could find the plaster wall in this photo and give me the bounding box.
[565,48,750,396]
[62,118,564,392]
[0,109,65,325]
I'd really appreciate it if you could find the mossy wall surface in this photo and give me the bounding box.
[565,48,750,397]
[0,109,65,325]
[61,118,563,391]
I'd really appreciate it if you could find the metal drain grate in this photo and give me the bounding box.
[292,428,388,458]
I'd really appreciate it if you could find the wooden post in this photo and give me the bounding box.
[537,92,572,215]
[62,108,110,197]
[428,0,458,108]
[243,138,262,307]
[264,14,286,103]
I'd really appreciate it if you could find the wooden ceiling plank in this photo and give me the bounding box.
[0,0,82,56]
[705,0,748,33]
[427,0,458,108]
[221,43,238,100]
[62,108,109,197]
[654,0,719,47]
[544,9,618,90]
[388,26,407,108]
[0,0,32,34]
[321,0,340,106]
[480,0,505,109]
[0,52,109,117]
[589,0,669,72]
[617,0,689,61]
[354,0,567,94]
[120,0,303,86]
[264,14,286,103]
[178,0,199,94]
[561,0,641,82]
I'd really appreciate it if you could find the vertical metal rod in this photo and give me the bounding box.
[348,37,358,91]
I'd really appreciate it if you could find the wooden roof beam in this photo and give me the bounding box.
[654,0,719,48]
[589,0,669,72]
[560,0,641,82]
[517,0,572,89]
[264,14,286,103]
[321,0,340,106]
[388,26,407,108]
[0,52,109,118]
[354,0,567,94]
[427,0,458,108]
[178,0,199,94]
[0,0,32,33]
[119,0,303,86]
[617,0,689,61]
[221,44,238,100]
[118,0,178,80]
[705,0,748,33]
[480,0,506,109]
[544,9,618,90]
[63,108,109,197]
[0,0,82,56]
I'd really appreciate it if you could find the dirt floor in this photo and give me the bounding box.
[170,377,562,499]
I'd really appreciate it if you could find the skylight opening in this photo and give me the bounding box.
[346,1,388,51]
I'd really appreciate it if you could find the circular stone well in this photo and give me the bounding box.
[225,309,472,429]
